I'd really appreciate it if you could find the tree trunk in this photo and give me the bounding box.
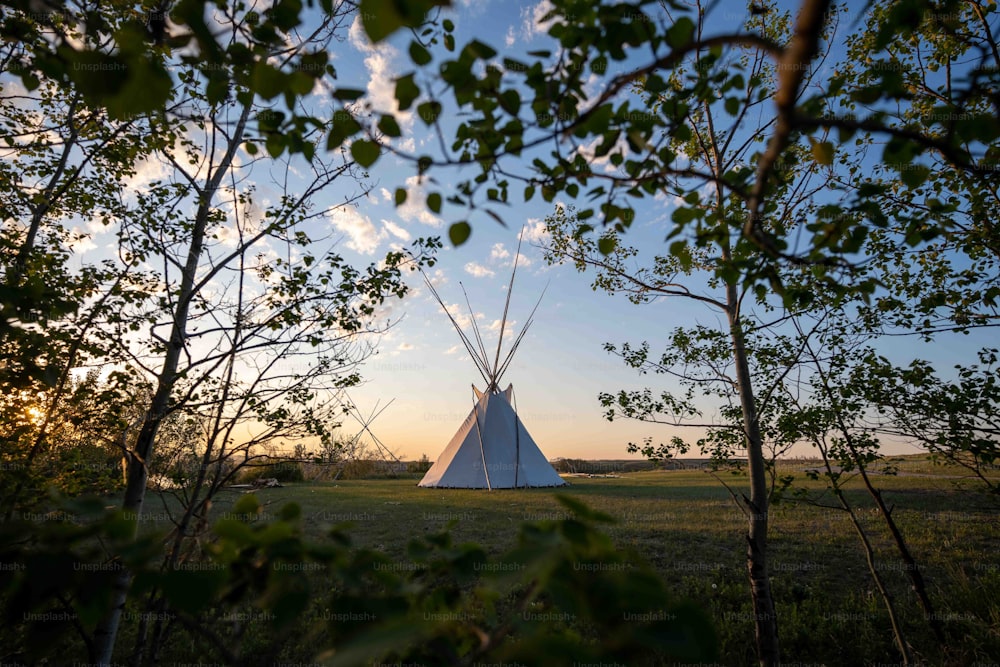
[91,103,252,666]
[727,297,780,667]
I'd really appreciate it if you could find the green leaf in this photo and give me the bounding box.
[426,192,442,213]
[724,96,740,116]
[214,518,254,543]
[360,0,446,43]
[395,73,420,111]
[499,89,521,115]
[665,17,695,48]
[417,101,442,125]
[448,221,471,246]
[378,115,401,137]
[671,207,698,224]
[409,40,432,66]
[233,493,262,516]
[279,503,301,522]
[811,140,834,166]
[266,134,286,158]
[332,87,365,101]
[899,164,931,189]
[327,111,361,150]
[21,71,40,91]
[252,62,287,100]
[161,570,227,615]
[395,188,407,206]
[351,140,380,168]
[598,237,617,255]
[467,40,497,60]
[555,494,614,523]
[359,0,405,42]
[645,74,667,94]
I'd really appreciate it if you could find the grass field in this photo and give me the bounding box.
[154,456,1000,666]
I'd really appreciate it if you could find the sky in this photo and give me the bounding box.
[276,0,996,463]
[34,0,990,464]
[308,1,723,461]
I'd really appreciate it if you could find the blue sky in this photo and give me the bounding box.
[297,0,698,461]
[5,0,990,467]
[279,0,998,463]
[51,0,972,465]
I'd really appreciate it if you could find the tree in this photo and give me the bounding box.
[857,350,1000,495]
[0,29,160,515]
[530,6,855,660]
[823,0,1000,496]
[3,0,995,276]
[0,2,437,662]
[84,4,440,661]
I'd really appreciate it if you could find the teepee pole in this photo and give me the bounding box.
[512,386,521,488]
[495,281,548,381]
[423,273,492,386]
[490,230,525,389]
[460,281,492,380]
[470,386,492,491]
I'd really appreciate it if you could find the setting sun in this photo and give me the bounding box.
[25,406,44,425]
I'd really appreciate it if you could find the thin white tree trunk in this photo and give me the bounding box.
[92,102,252,666]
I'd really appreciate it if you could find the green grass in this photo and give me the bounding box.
[149,459,1000,666]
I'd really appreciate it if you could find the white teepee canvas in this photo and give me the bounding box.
[418,231,566,489]
[418,385,566,488]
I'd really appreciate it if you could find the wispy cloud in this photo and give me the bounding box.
[398,175,442,227]
[520,0,555,42]
[328,206,385,255]
[523,217,551,244]
[382,219,412,241]
[348,17,415,149]
[490,243,511,262]
[464,261,496,278]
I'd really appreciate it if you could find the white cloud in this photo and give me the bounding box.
[439,302,475,329]
[328,206,386,255]
[464,262,495,278]
[520,0,555,42]
[582,72,606,103]
[348,16,416,153]
[397,342,415,352]
[380,187,392,202]
[574,134,629,175]
[126,155,171,191]
[444,344,464,355]
[382,219,412,241]
[397,175,442,227]
[486,318,517,336]
[429,268,447,286]
[523,218,551,244]
[68,226,96,254]
[505,25,516,47]
[490,243,510,262]
[399,137,417,153]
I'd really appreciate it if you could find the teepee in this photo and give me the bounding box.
[418,233,566,489]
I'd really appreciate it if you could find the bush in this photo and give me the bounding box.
[0,494,718,665]
[407,454,432,474]
[235,458,305,484]
[268,460,305,482]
